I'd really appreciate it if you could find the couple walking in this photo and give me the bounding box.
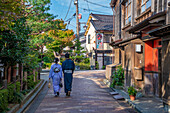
[49,53,75,97]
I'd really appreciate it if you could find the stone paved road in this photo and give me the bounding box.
[34,70,137,113]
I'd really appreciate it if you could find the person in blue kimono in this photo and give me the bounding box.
[49,58,62,97]
[62,53,75,96]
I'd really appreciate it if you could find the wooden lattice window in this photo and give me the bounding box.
[159,0,162,12]
[154,0,157,13]
[125,0,131,25]
[141,0,151,13]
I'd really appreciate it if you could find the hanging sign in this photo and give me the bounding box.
[97,33,103,49]
[78,14,82,19]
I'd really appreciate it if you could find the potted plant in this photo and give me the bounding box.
[128,86,137,101]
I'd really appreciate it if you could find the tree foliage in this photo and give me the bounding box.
[25,0,58,35]
[47,20,75,54]
[0,0,75,71]
[0,18,30,66]
[0,0,24,31]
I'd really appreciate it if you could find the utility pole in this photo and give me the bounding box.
[74,0,79,41]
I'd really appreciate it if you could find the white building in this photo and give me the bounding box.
[85,13,114,69]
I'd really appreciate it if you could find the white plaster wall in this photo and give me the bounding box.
[103,43,113,50]
[81,43,86,51]
[86,22,96,53]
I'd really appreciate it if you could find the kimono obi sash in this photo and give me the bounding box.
[64,70,72,73]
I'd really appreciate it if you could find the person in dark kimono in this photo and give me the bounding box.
[49,58,62,97]
[62,53,75,96]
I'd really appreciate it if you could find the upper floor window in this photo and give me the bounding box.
[88,35,90,44]
[141,0,151,13]
[125,0,131,25]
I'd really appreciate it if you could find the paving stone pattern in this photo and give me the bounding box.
[35,70,137,113]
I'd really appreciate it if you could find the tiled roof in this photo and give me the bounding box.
[91,20,113,31]
[91,13,113,22]
[90,13,113,32]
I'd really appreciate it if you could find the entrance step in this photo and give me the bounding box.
[113,95,124,100]
[110,92,119,95]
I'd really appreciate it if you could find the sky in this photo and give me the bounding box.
[49,0,113,34]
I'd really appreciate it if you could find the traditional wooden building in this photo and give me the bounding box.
[110,0,169,112]
[148,3,170,110]
[85,13,114,69]
[110,0,168,95]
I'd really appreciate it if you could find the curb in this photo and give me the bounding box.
[110,87,143,113]
[8,80,47,113]
[103,79,142,113]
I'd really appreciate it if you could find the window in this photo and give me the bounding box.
[88,35,90,44]
[103,34,111,43]
[141,0,151,13]
[125,0,131,25]
[104,56,112,65]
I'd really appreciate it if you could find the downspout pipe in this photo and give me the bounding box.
[119,0,121,40]
[119,0,122,64]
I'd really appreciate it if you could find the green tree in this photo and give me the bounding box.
[47,20,75,56]
[73,39,86,63]
[25,0,58,35]
[0,0,24,31]
[30,33,52,62]
[0,18,31,78]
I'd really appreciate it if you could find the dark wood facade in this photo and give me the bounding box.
[110,0,170,112]
[110,0,169,98]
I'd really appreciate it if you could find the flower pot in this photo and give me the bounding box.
[129,95,136,101]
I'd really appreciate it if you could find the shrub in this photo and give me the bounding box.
[75,63,91,70]
[128,86,137,96]
[35,71,38,82]
[79,63,91,70]
[46,63,52,69]
[95,61,99,69]
[60,58,65,63]
[7,84,15,102]
[111,65,124,88]
[21,89,30,95]
[42,63,46,69]
[83,58,90,64]
[102,66,106,69]
[16,82,21,93]
[27,75,35,89]
[0,89,8,112]
[13,92,24,104]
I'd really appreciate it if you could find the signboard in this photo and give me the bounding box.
[136,44,142,52]
[97,33,103,49]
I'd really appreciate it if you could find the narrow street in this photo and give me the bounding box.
[25,70,137,113]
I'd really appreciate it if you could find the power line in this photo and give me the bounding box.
[64,0,73,20]
[65,13,76,22]
[69,24,76,28]
[84,0,110,9]
[85,0,90,14]
[80,7,111,14]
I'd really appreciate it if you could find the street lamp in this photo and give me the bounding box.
[74,0,77,5]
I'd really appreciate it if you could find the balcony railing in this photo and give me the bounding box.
[135,7,152,24]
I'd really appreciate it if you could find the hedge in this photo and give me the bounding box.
[16,82,21,93]
[75,63,91,70]
[7,84,15,102]
[0,89,8,112]
[27,75,35,89]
